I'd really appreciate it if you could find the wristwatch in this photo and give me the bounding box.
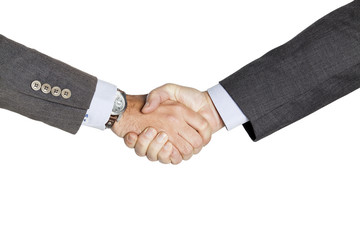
[105,89,127,129]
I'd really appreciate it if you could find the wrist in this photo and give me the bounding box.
[204,91,225,133]
[105,89,127,129]
[111,95,146,137]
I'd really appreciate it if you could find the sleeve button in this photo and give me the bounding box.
[41,83,52,94]
[61,89,72,99]
[31,80,42,91]
[51,86,62,97]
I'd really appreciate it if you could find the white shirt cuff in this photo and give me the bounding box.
[207,84,249,130]
[82,79,117,130]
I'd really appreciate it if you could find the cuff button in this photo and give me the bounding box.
[61,89,72,99]
[31,80,42,91]
[41,83,52,94]
[51,86,62,97]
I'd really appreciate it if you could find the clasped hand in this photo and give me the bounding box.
[111,84,224,164]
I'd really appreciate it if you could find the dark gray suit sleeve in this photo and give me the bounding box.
[220,0,360,141]
[0,35,97,134]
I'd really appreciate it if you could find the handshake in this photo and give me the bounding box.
[2,2,357,165]
[112,84,225,165]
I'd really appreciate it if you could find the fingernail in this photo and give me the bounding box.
[144,102,150,108]
[164,142,172,151]
[156,132,168,143]
[145,128,157,138]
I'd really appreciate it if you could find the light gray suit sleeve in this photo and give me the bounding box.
[220,0,360,141]
[0,35,97,134]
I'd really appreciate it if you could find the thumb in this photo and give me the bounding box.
[142,85,175,113]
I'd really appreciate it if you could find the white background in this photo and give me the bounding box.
[1,0,359,239]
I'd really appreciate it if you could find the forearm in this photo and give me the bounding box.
[220,1,360,141]
[0,35,97,134]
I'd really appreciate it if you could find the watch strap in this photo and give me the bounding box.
[105,89,126,129]
[105,114,118,129]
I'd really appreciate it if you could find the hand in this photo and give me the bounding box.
[124,84,224,162]
[112,94,212,164]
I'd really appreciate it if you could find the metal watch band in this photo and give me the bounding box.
[105,89,126,129]
[105,114,118,129]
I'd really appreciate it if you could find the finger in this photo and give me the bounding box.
[157,141,173,164]
[177,123,204,156]
[134,128,158,157]
[183,109,212,146]
[193,145,202,155]
[142,92,163,114]
[171,134,194,160]
[147,132,169,163]
[142,84,177,113]
[170,147,183,165]
[124,133,138,148]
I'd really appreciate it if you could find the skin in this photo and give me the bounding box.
[124,84,225,164]
[112,94,212,164]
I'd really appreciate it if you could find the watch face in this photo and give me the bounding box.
[112,92,125,114]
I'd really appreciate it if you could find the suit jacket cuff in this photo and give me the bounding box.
[82,80,117,130]
[0,35,98,134]
[208,84,249,130]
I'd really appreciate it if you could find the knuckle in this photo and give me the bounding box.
[193,136,203,149]
[199,120,210,132]
[183,155,192,161]
[147,151,159,162]
[163,83,174,90]
[163,83,171,88]
[136,140,147,150]
[158,149,169,158]
[159,158,171,164]
[171,159,182,165]
[171,156,182,165]
[204,134,212,146]
[147,155,158,162]
[170,147,183,164]
[181,145,193,158]
[124,140,134,148]
[158,150,171,164]
[135,149,145,157]
[194,147,202,155]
